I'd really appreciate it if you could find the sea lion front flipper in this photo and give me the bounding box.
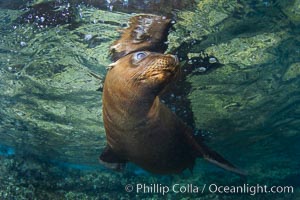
[184,130,246,176]
[99,146,126,171]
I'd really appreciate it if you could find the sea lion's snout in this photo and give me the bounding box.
[129,52,179,92]
[147,54,179,79]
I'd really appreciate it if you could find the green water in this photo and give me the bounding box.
[0,0,299,199]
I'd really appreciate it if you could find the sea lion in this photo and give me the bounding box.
[110,14,172,61]
[100,51,245,175]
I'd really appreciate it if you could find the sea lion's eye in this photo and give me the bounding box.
[134,52,147,61]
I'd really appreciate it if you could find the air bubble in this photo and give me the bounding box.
[84,34,93,41]
[209,57,217,64]
[40,17,45,22]
[20,41,27,47]
[197,67,207,72]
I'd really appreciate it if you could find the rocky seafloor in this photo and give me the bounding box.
[0,0,300,199]
[1,153,299,199]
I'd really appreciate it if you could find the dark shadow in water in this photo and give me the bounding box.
[15,0,196,27]
[84,0,195,16]
[17,1,77,26]
[161,50,223,133]
[158,0,294,135]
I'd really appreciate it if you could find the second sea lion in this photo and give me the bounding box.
[110,14,172,61]
[100,51,245,175]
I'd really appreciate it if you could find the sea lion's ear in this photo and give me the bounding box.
[109,43,126,61]
[107,61,118,70]
[99,146,127,171]
[110,43,121,52]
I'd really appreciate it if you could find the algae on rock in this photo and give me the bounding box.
[283,62,300,81]
[166,0,300,135]
[167,0,243,52]
[281,0,300,25]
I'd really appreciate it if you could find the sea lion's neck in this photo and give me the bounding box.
[104,86,157,120]
[147,96,161,119]
[123,90,158,118]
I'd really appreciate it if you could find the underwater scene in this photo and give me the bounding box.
[0,0,299,199]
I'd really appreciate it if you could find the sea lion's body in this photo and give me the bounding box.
[104,95,194,173]
[100,51,244,175]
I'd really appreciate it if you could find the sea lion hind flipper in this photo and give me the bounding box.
[185,131,246,176]
[200,145,246,177]
[99,146,127,171]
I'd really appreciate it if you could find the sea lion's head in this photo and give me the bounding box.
[110,14,172,61]
[106,51,179,96]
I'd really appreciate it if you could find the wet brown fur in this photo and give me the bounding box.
[102,52,195,174]
[102,52,245,175]
[101,13,245,176]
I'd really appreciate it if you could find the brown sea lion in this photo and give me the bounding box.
[110,14,172,61]
[100,51,245,175]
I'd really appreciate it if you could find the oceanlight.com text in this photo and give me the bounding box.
[124,183,294,196]
[208,183,293,195]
